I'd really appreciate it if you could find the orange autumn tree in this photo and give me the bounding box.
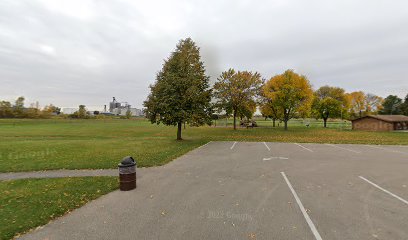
[364,93,383,114]
[263,70,313,130]
[347,91,365,118]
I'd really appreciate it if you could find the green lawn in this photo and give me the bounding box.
[0,118,407,172]
[0,118,407,240]
[0,177,118,240]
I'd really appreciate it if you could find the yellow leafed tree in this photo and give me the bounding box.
[262,70,313,130]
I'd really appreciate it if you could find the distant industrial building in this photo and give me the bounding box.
[352,115,408,131]
[104,97,144,117]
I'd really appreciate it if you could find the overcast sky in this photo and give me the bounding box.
[1,0,407,109]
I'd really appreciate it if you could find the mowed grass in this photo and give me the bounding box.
[0,177,118,240]
[0,119,406,240]
[0,118,407,172]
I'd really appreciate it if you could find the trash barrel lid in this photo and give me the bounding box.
[118,156,136,167]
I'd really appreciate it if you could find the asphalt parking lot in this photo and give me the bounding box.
[19,142,408,240]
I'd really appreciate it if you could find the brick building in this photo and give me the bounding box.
[352,115,408,131]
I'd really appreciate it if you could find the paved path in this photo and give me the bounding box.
[16,142,408,240]
[0,169,119,181]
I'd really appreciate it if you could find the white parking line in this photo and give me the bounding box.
[198,141,212,148]
[263,157,289,160]
[365,145,407,155]
[325,144,361,154]
[359,176,408,205]
[294,143,313,152]
[263,142,271,151]
[230,141,237,150]
[281,172,323,240]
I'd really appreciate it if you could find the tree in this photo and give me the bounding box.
[364,93,383,114]
[401,94,408,115]
[237,99,257,120]
[14,96,25,118]
[126,109,132,119]
[260,102,281,127]
[379,95,402,115]
[41,104,61,118]
[347,91,365,118]
[0,101,13,118]
[0,98,59,119]
[259,90,282,127]
[26,101,41,118]
[45,104,61,115]
[143,38,212,140]
[312,86,347,127]
[262,69,313,130]
[77,105,87,118]
[213,69,263,130]
[211,114,219,126]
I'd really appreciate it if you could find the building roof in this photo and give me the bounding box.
[353,115,408,122]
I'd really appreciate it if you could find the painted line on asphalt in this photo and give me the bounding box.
[359,176,408,205]
[263,142,271,151]
[281,172,323,240]
[263,157,289,161]
[294,143,314,152]
[230,141,237,150]
[198,141,212,148]
[365,145,408,155]
[325,144,361,154]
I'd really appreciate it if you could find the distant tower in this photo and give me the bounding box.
[104,105,107,112]
[109,97,116,112]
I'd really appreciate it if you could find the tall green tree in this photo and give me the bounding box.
[213,69,263,130]
[312,86,347,127]
[379,95,402,115]
[144,38,212,140]
[262,70,313,130]
[402,94,408,115]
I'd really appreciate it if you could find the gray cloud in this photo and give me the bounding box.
[0,0,407,109]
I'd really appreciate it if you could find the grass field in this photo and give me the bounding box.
[0,177,118,240]
[0,118,407,172]
[0,118,407,239]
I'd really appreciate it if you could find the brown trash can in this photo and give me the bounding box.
[118,156,136,191]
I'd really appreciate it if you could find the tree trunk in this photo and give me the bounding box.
[233,109,237,130]
[323,118,327,128]
[177,122,182,140]
[272,118,276,127]
[284,120,288,130]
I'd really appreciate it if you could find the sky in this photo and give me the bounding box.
[1,0,408,110]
